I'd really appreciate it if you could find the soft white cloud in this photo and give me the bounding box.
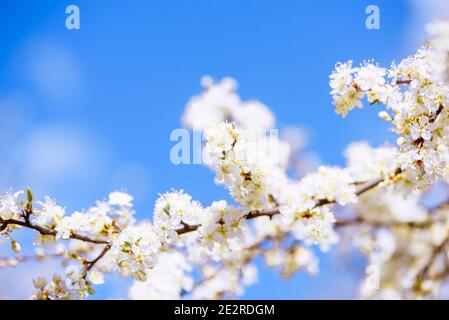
[111,163,152,202]
[14,124,107,191]
[0,92,33,144]
[0,91,111,203]
[0,261,62,299]
[21,39,85,109]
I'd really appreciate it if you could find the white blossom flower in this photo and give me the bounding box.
[182,76,275,131]
[111,223,161,281]
[108,191,133,206]
[34,196,65,227]
[0,190,23,220]
[355,63,386,92]
[87,269,105,285]
[65,265,85,290]
[129,252,193,299]
[291,207,338,252]
[153,190,204,244]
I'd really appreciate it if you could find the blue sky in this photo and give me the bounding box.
[0,0,444,299]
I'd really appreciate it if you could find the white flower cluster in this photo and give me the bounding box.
[153,190,204,242]
[129,252,193,299]
[197,200,247,253]
[349,201,449,299]
[427,20,449,83]
[344,142,398,181]
[203,122,282,209]
[32,265,91,300]
[0,190,23,221]
[262,239,318,277]
[330,46,449,188]
[183,76,275,131]
[190,264,258,299]
[277,166,357,252]
[345,142,427,224]
[110,223,161,281]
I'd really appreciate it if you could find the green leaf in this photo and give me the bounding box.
[26,187,33,204]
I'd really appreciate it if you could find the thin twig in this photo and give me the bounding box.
[415,234,449,284]
[178,168,402,235]
[83,244,112,278]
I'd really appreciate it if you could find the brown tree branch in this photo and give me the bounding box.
[83,244,112,278]
[415,234,449,287]
[1,168,402,280]
[0,218,109,245]
[178,168,402,235]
